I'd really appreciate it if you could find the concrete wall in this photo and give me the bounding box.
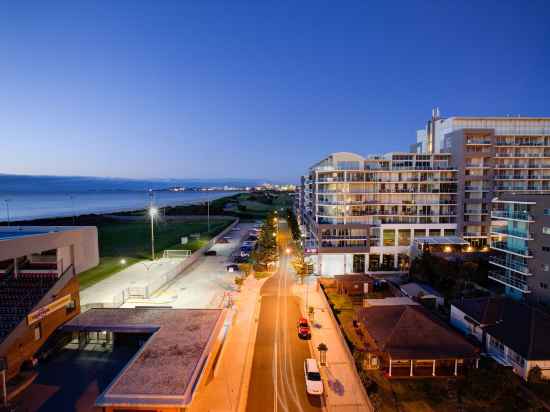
[0,226,99,275]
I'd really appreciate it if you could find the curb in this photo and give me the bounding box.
[236,279,266,412]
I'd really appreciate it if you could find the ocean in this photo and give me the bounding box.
[0,174,258,222]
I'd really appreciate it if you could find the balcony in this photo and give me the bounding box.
[490,227,532,240]
[489,256,531,275]
[491,211,533,221]
[491,241,533,258]
[488,270,530,293]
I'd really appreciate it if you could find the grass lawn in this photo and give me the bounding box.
[78,218,233,290]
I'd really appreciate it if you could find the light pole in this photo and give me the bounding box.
[207,195,210,233]
[69,195,76,225]
[149,207,158,261]
[4,200,10,227]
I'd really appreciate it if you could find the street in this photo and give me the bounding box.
[246,221,323,412]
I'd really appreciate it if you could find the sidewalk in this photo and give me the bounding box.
[189,275,265,412]
[294,277,374,412]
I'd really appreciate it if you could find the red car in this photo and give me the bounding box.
[298,317,311,339]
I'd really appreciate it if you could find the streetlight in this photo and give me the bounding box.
[318,342,328,366]
[149,207,158,261]
[3,200,10,227]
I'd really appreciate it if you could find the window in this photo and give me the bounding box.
[543,264,550,272]
[34,325,42,341]
[398,229,411,246]
[543,246,550,252]
[383,230,395,246]
[540,282,548,289]
[543,227,550,235]
[544,208,550,216]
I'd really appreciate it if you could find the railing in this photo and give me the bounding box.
[489,256,531,275]
[488,270,530,292]
[491,211,533,221]
[496,141,550,147]
[491,241,533,257]
[490,227,531,239]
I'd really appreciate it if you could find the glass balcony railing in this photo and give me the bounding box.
[491,241,533,257]
[489,256,531,275]
[488,270,530,293]
[491,210,533,221]
[490,226,531,239]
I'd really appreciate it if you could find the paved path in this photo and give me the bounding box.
[246,222,324,412]
[294,280,373,412]
[139,223,256,308]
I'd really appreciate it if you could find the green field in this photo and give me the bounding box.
[78,218,233,290]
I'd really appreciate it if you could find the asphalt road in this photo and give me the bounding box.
[247,221,323,412]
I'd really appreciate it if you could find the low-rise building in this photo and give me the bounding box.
[451,297,550,380]
[61,308,227,412]
[357,303,478,378]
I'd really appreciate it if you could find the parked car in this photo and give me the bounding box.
[223,236,232,240]
[304,359,323,395]
[226,264,240,272]
[204,250,217,256]
[297,317,311,339]
[233,255,248,263]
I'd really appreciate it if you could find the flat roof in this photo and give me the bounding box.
[0,226,89,241]
[413,236,469,246]
[62,308,225,407]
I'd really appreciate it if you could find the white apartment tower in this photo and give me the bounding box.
[301,152,458,276]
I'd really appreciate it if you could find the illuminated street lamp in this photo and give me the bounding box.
[149,207,158,261]
[285,247,291,254]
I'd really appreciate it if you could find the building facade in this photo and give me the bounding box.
[300,152,458,276]
[414,115,550,246]
[489,194,550,303]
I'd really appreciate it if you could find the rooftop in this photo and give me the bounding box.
[357,305,477,360]
[62,308,225,407]
[0,226,83,241]
[453,297,550,360]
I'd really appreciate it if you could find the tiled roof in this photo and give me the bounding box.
[357,305,478,360]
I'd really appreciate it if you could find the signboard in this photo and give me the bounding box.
[27,294,72,326]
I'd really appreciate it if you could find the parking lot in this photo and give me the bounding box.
[122,222,258,308]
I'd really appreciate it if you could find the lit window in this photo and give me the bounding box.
[34,325,42,341]
[544,209,550,216]
[543,227,550,235]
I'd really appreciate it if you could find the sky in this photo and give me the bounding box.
[1,1,549,182]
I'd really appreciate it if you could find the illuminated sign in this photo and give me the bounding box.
[27,294,72,326]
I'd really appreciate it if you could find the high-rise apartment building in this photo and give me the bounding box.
[489,194,550,303]
[300,152,458,276]
[415,114,550,247]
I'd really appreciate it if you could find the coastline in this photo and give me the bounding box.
[0,191,241,225]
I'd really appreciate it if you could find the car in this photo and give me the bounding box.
[226,264,240,272]
[223,236,232,240]
[304,358,323,395]
[204,250,217,256]
[231,227,240,231]
[297,317,311,339]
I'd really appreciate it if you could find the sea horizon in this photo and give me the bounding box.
[0,174,255,222]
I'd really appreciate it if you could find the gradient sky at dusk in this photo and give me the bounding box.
[1,1,549,182]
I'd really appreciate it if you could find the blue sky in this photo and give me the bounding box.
[1,1,549,182]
